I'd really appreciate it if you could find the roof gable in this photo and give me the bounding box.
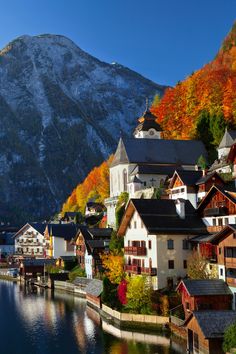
[13,223,47,238]
[178,279,232,296]
[197,185,236,212]
[219,129,236,149]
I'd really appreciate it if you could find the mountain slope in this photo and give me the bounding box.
[151,22,236,141]
[0,34,165,223]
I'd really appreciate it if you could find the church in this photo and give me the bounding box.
[105,108,207,227]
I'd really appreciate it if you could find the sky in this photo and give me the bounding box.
[0,0,236,86]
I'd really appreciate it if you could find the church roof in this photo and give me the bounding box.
[218,129,236,149]
[111,137,207,167]
[133,109,162,135]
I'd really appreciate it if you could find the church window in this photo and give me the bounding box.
[123,169,127,191]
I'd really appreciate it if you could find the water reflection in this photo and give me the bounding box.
[0,281,185,354]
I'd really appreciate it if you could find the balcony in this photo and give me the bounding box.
[204,206,228,217]
[124,246,147,256]
[225,258,236,268]
[124,265,157,276]
[226,277,236,286]
[207,225,224,233]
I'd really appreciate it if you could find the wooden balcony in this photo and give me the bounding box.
[207,225,224,233]
[124,246,147,256]
[124,265,157,276]
[225,258,236,268]
[204,206,228,217]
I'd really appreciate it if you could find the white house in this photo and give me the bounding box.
[14,223,48,258]
[118,198,207,290]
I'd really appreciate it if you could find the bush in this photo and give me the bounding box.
[101,276,120,309]
[223,322,236,353]
[68,265,86,282]
[125,276,153,314]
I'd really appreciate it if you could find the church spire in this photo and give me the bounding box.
[133,101,163,139]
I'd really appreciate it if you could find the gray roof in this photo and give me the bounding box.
[193,311,236,338]
[130,164,178,177]
[131,199,207,234]
[22,259,56,266]
[170,170,202,187]
[182,279,232,296]
[196,171,224,185]
[86,279,103,297]
[190,234,218,243]
[111,137,207,167]
[47,223,80,240]
[73,277,91,287]
[219,129,236,149]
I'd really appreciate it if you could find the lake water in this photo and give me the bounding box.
[0,280,186,354]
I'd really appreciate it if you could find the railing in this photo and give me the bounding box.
[169,304,185,327]
[124,246,147,256]
[225,258,236,268]
[206,225,224,233]
[204,206,228,217]
[124,265,157,276]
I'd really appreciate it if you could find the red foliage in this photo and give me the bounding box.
[151,22,236,139]
[117,279,127,305]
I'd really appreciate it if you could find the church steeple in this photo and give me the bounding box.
[133,105,163,139]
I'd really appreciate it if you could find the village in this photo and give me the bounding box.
[1,108,236,353]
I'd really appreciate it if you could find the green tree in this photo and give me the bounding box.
[125,276,153,314]
[195,110,213,151]
[115,192,129,229]
[109,230,124,255]
[223,322,236,353]
[210,112,226,146]
[187,250,210,279]
[197,155,207,170]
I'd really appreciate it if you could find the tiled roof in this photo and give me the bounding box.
[193,311,236,338]
[170,170,202,188]
[196,172,224,185]
[130,164,178,177]
[182,279,232,296]
[86,279,103,297]
[111,137,207,167]
[133,109,163,135]
[22,259,56,266]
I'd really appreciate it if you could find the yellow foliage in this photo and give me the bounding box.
[101,254,124,284]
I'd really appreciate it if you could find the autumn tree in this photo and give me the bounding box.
[187,250,210,279]
[101,254,125,284]
[109,230,124,255]
[125,276,153,314]
[115,192,129,229]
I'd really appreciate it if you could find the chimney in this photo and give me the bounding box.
[175,199,186,219]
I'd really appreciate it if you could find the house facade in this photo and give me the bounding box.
[14,223,48,258]
[118,198,207,290]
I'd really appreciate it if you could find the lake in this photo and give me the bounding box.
[0,280,185,354]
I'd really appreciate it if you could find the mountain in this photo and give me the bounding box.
[151,22,236,142]
[0,34,166,223]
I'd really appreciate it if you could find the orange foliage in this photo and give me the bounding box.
[151,22,236,139]
[62,155,113,214]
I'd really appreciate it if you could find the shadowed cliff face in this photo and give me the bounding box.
[0,34,166,223]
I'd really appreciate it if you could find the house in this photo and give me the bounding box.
[85,279,103,308]
[0,227,18,258]
[168,170,203,208]
[208,224,236,308]
[117,198,207,290]
[44,223,79,259]
[168,170,225,208]
[176,279,232,319]
[105,109,207,227]
[185,310,236,354]
[74,226,112,279]
[19,258,56,279]
[209,128,236,173]
[197,185,236,233]
[13,223,48,259]
[61,212,81,224]
[85,202,104,217]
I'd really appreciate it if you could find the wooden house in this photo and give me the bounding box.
[185,310,236,354]
[74,226,112,279]
[176,279,232,319]
[197,185,236,233]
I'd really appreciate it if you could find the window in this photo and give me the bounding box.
[123,169,127,192]
[168,260,174,269]
[220,268,223,276]
[182,239,189,250]
[193,333,199,352]
[148,240,152,249]
[213,218,216,226]
[219,247,222,255]
[218,218,223,226]
[183,260,187,269]
[225,218,229,225]
[167,239,174,250]
[134,221,137,229]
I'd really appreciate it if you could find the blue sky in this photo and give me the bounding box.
[0,0,235,86]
